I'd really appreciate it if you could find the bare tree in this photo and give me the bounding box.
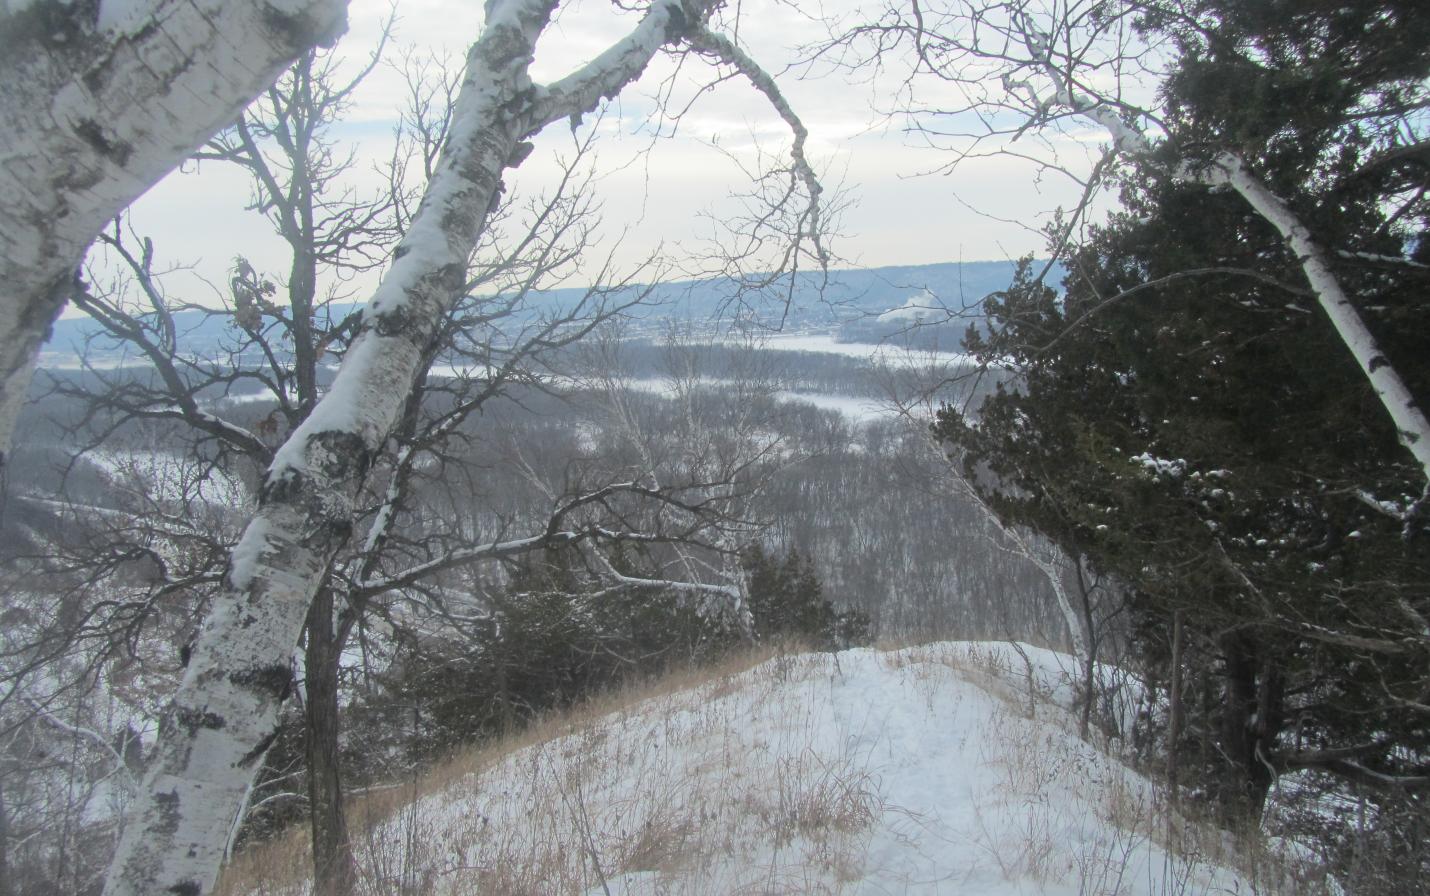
[93,2,825,892]
[17,33,708,895]
[0,0,350,467]
[55,96,722,896]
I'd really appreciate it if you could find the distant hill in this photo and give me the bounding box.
[42,259,1037,364]
[526,258,1041,327]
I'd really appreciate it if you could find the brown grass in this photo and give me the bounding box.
[217,641,829,896]
[218,640,1335,896]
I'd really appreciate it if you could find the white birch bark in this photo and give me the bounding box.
[104,1,723,893]
[0,0,348,465]
[918,423,1091,658]
[1196,153,1430,482]
[1018,533,1087,658]
[1027,55,1430,485]
[978,494,1088,657]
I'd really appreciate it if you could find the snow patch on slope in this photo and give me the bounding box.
[96,0,148,34]
[227,643,1289,895]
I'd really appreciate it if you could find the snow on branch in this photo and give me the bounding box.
[590,573,741,603]
[529,0,709,130]
[107,2,818,891]
[23,696,135,782]
[1336,249,1430,271]
[355,531,575,596]
[685,25,828,271]
[588,548,742,611]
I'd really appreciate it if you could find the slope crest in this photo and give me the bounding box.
[223,643,1311,895]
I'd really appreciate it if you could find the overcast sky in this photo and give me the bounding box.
[104,0,1104,312]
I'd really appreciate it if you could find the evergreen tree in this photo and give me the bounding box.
[936,0,1429,861]
[742,545,871,650]
[365,544,744,757]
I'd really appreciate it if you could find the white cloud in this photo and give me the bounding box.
[98,0,1115,316]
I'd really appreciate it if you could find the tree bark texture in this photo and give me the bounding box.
[304,588,355,896]
[0,780,12,896]
[1074,559,1097,740]
[1216,634,1283,823]
[104,1,711,892]
[1166,609,1184,804]
[1201,152,1430,483]
[0,0,349,465]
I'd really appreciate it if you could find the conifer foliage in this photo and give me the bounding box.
[936,0,1428,886]
[325,544,866,767]
[742,545,872,650]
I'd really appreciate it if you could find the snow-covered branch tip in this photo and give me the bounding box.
[24,697,135,779]
[685,26,829,268]
[529,0,712,130]
[591,549,742,607]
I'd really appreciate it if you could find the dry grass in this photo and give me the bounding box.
[219,640,1335,896]
[899,641,1337,896]
[218,641,875,896]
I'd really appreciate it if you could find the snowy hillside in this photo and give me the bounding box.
[220,643,1319,896]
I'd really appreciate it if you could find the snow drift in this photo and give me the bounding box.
[220,643,1320,895]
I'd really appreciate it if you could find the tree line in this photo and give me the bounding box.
[891,0,1428,889]
[1,0,1425,894]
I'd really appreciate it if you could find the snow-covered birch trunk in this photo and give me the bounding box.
[0,0,348,466]
[1195,152,1430,483]
[981,508,1088,657]
[1022,47,1430,485]
[1023,537,1087,658]
[104,1,719,893]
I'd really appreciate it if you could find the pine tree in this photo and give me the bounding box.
[936,0,1429,842]
[741,545,870,650]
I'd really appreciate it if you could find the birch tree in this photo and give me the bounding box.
[832,0,1430,493]
[886,0,1429,841]
[893,385,1121,737]
[101,1,825,893]
[0,0,350,469]
[49,48,755,894]
[1003,12,1430,490]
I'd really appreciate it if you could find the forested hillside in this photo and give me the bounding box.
[3,321,1069,894]
[0,1,1424,895]
[38,259,1016,367]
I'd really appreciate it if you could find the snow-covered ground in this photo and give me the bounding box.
[82,447,251,510]
[734,332,977,368]
[222,642,1319,896]
[773,390,892,422]
[876,290,945,324]
[614,375,896,422]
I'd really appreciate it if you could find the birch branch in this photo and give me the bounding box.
[1021,30,1430,487]
[685,25,828,269]
[529,0,707,130]
[104,2,559,891]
